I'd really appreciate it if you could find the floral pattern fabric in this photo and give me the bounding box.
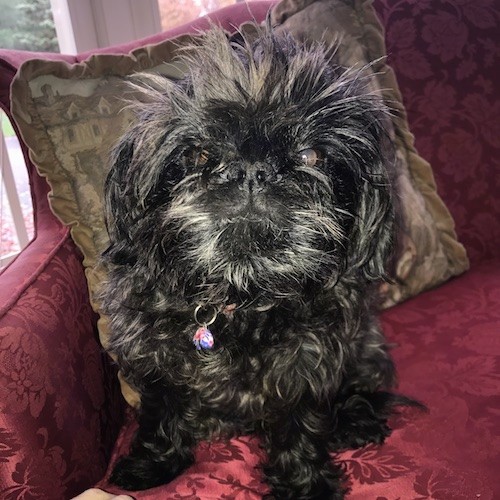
[373,0,500,265]
[0,0,499,498]
[0,235,124,499]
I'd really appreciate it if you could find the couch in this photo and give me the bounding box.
[0,0,498,498]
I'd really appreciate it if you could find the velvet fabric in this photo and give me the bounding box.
[0,0,499,498]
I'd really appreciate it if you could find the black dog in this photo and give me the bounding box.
[101,26,411,499]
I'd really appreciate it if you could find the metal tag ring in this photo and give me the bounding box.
[194,305,218,326]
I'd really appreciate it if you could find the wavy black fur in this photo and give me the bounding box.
[101,26,416,499]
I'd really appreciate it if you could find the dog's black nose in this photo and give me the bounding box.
[231,163,273,193]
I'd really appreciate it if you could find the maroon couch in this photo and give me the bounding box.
[1,1,499,499]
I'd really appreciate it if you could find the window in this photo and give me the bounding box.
[49,0,241,53]
[0,0,59,52]
[0,0,57,266]
[158,0,237,31]
[0,111,34,268]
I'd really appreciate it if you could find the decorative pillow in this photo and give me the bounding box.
[11,0,468,405]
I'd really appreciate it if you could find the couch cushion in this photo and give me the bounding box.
[379,259,500,499]
[96,260,500,498]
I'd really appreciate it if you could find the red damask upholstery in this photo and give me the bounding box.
[1,1,499,499]
[1,49,125,498]
[373,0,500,265]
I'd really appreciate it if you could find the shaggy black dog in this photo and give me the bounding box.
[101,26,412,499]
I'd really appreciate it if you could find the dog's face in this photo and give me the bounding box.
[104,28,394,306]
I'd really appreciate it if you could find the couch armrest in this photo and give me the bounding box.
[2,53,124,489]
[1,44,124,496]
[0,221,124,498]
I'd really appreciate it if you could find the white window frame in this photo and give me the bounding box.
[2,1,163,267]
[1,128,30,267]
[49,0,162,54]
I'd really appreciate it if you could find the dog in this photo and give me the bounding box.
[101,25,412,499]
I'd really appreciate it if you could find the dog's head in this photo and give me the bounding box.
[103,27,395,307]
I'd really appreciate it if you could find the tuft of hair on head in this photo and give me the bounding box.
[172,24,323,106]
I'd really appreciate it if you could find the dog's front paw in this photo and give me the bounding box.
[264,462,346,500]
[331,392,393,451]
[332,415,391,451]
[110,455,176,491]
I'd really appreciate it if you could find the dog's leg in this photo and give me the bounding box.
[110,386,195,490]
[330,390,395,451]
[262,408,346,500]
[330,325,420,451]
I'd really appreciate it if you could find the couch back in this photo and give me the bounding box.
[372,0,500,265]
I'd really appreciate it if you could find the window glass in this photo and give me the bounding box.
[158,0,237,31]
[0,0,59,52]
[1,111,34,267]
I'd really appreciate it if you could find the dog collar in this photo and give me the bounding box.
[192,305,216,350]
[192,303,237,350]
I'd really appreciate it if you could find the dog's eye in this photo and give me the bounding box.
[299,148,322,168]
[197,150,210,167]
[184,148,210,167]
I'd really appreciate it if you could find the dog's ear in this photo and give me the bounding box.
[350,175,394,282]
[347,128,396,283]
[102,134,138,265]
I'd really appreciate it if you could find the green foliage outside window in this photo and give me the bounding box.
[0,0,59,52]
